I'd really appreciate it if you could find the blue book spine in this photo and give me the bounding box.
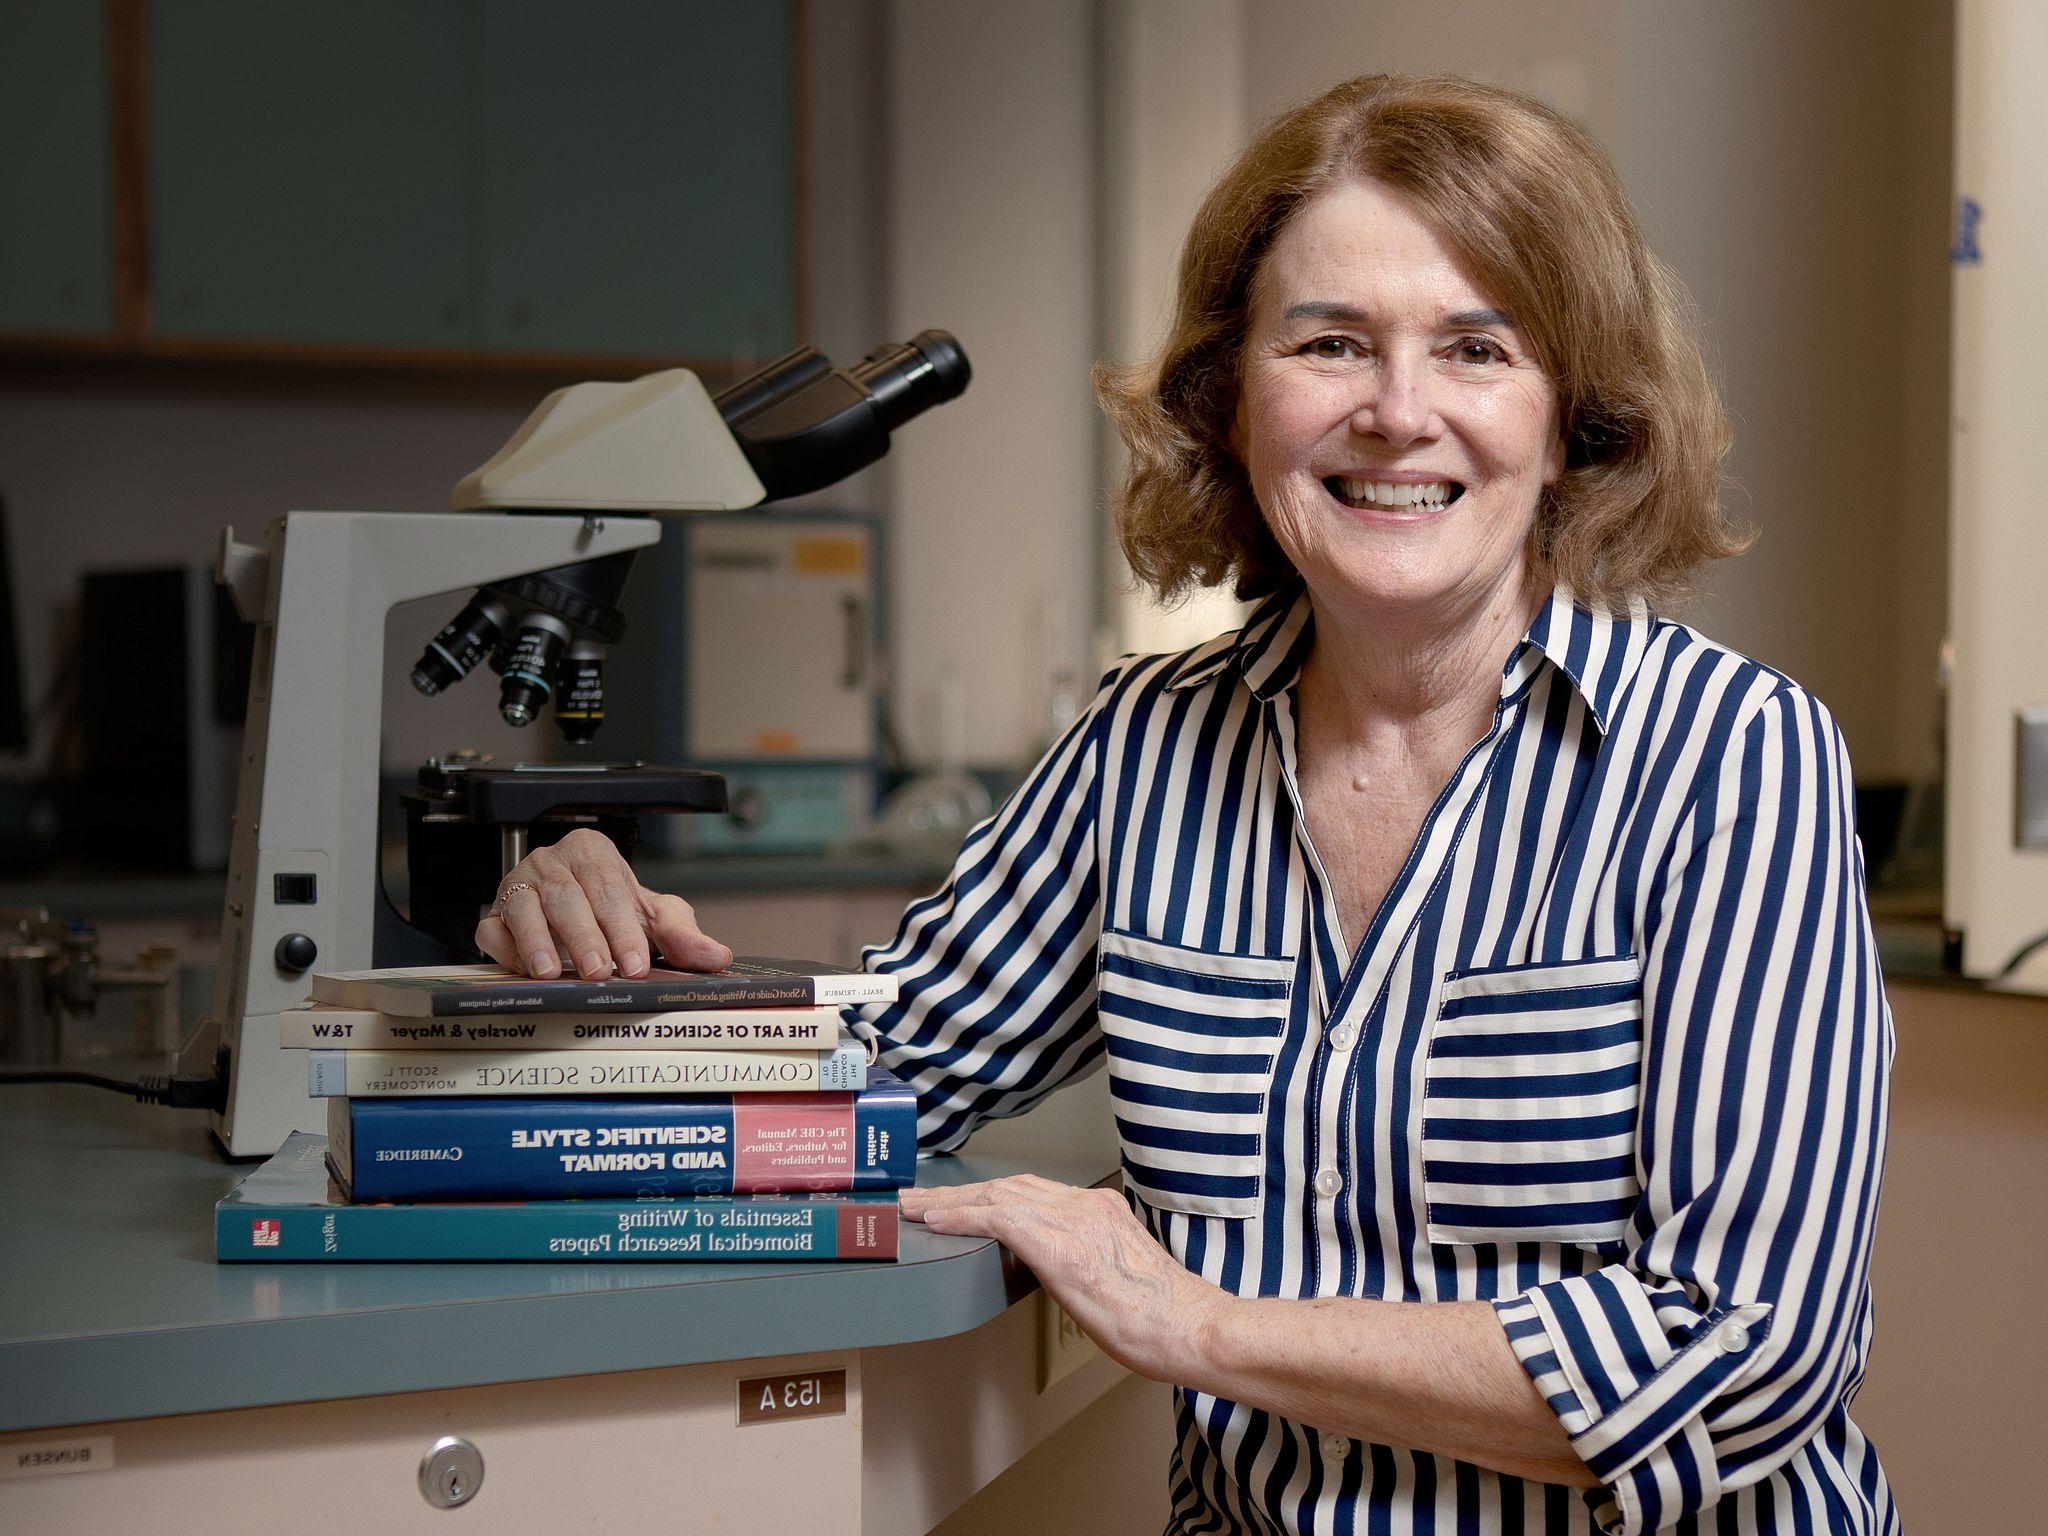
[331,1065,918,1201]
[216,1195,899,1262]
[216,1135,900,1263]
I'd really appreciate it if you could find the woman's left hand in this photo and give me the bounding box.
[899,1176,1227,1380]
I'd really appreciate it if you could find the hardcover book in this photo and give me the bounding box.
[306,1036,872,1098]
[309,959,897,1017]
[280,1001,843,1050]
[216,1135,900,1263]
[328,1065,916,1200]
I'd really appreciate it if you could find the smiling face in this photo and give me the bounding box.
[1234,177,1565,625]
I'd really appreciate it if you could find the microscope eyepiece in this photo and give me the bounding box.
[851,329,970,432]
[713,329,972,502]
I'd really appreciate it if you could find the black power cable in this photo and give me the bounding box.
[1994,929,2048,982]
[0,1067,224,1110]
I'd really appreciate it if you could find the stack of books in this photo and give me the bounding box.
[215,958,915,1263]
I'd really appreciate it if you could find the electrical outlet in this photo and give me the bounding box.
[2015,709,2048,848]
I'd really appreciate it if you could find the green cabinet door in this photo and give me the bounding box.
[0,0,114,335]
[149,0,475,346]
[476,0,795,361]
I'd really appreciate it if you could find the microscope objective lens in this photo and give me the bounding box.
[497,618,570,728]
[410,593,510,697]
[556,645,605,744]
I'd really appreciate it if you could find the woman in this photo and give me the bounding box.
[478,75,1895,1536]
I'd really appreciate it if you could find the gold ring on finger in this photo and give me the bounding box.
[491,880,537,917]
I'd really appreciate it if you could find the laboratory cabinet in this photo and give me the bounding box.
[147,1,477,350]
[0,0,115,336]
[0,1083,1142,1535]
[0,1321,1137,1536]
[473,3,796,361]
[0,0,799,368]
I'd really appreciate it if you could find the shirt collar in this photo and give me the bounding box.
[1160,581,1311,698]
[1164,578,1655,734]
[1507,586,1655,733]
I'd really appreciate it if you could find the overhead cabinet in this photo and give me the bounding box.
[476,3,796,360]
[148,1,476,349]
[1,0,799,367]
[0,0,115,336]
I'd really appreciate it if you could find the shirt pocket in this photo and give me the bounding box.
[1422,953,1645,1248]
[1096,927,1293,1220]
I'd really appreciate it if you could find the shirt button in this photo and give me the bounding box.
[1324,1436,1351,1461]
[1327,1025,1355,1051]
[1314,1168,1342,1197]
[1716,1322,1751,1355]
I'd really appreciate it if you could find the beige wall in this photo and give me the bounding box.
[884,0,1101,769]
[1207,0,1952,782]
[1244,0,1627,142]
[1890,0,1957,787]
[1617,0,1952,783]
[1100,0,1254,658]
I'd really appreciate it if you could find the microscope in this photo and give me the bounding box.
[197,332,969,1155]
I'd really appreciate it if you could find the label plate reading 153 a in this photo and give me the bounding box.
[737,1369,848,1426]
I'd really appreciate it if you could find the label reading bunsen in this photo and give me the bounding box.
[736,1369,848,1426]
[3,1437,114,1479]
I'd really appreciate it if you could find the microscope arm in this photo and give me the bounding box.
[204,511,662,1156]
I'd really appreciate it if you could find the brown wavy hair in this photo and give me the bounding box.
[1095,73,1748,608]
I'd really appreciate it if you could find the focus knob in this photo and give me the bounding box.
[275,933,318,973]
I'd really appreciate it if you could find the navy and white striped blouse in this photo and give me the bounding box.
[850,581,1897,1536]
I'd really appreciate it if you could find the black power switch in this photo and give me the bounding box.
[274,873,318,904]
[275,933,318,973]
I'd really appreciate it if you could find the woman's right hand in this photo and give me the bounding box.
[472,827,734,981]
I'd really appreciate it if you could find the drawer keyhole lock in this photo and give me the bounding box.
[419,1435,485,1510]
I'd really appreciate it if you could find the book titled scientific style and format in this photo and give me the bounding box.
[306,1037,872,1098]
[216,1135,900,1263]
[309,959,897,1018]
[327,1065,917,1201]
[279,1001,843,1050]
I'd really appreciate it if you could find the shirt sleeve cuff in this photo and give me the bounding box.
[1494,1272,1773,1535]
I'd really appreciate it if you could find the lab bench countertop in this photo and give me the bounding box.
[0,1083,1108,1436]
